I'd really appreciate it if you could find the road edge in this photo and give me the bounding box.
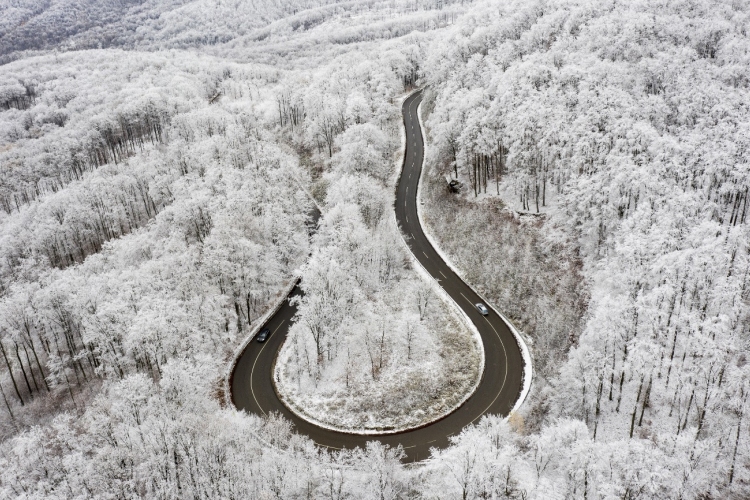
[224,277,300,409]
[415,94,534,417]
[390,88,487,428]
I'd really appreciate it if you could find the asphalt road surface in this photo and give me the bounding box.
[230,90,526,462]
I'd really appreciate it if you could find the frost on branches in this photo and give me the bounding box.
[421,0,750,496]
[1,0,750,497]
[275,176,482,432]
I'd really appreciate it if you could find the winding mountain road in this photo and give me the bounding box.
[230,90,527,462]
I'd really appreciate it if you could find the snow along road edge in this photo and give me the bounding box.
[225,277,300,409]
[415,95,533,417]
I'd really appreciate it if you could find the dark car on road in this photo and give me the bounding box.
[475,303,489,316]
[256,328,271,342]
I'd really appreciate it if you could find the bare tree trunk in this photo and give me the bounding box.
[630,375,644,438]
[21,318,50,392]
[0,382,14,420]
[494,154,499,194]
[52,334,78,406]
[0,341,24,405]
[21,344,39,393]
[616,370,624,412]
[593,376,603,440]
[729,387,746,485]
[14,343,33,398]
[471,155,478,197]
[638,375,652,427]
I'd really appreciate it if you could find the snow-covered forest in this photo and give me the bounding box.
[1,0,749,497]
[274,115,482,432]
[420,0,750,495]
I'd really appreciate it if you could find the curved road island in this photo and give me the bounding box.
[230,90,527,462]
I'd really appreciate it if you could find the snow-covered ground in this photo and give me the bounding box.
[3,0,750,496]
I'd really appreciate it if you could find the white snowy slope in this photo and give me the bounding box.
[0,0,749,498]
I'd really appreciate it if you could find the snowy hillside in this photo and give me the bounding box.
[1,0,749,498]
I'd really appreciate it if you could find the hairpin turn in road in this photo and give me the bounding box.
[230,90,528,462]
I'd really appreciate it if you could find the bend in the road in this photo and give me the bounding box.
[230,90,528,462]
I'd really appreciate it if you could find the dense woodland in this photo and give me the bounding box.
[420,0,750,496]
[0,0,748,498]
[0,50,313,435]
